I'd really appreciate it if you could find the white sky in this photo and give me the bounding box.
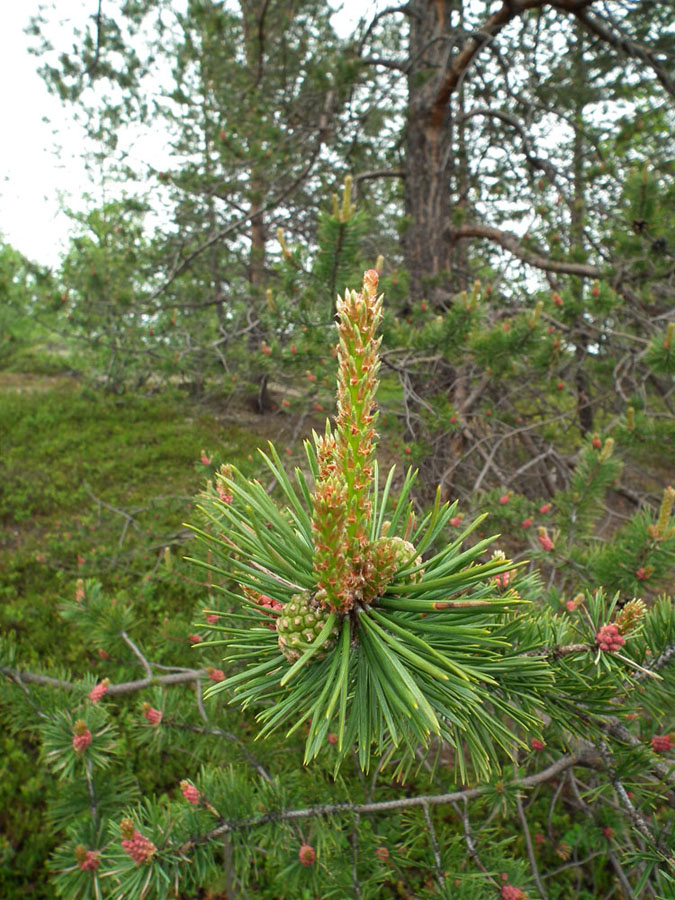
[0,2,99,267]
[0,1,371,270]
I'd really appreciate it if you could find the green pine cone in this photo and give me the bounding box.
[387,536,424,583]
[277,593,339,662]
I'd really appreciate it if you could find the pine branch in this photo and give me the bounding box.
[430,0,597,126]
[515,764,550,900]
[145,90,335,304]
[1,666,205,695]
[568,773,640,900]
[448,222,603,278]
[184,752,596,847]
[358,4,416,55]
[598,717,675,790]
[643,642,675,676]
[353,168,406,185]
[120,631,152,679]
[422,801,445,889]
[573,7,675,97]
[451,798,498,884]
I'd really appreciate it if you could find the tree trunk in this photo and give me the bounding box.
[404,0,456,303]
[570,26,594,436]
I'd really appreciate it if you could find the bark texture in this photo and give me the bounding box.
[404,0,456,303]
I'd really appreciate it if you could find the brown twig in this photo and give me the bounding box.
[198,752,596,843]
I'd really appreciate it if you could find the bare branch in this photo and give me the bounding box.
[568,772,639,899]
[423,801,445,889]
[353,168,406,185]
[451,798,498,883]
[448,222,603,278]
[358,4,416,55]
[428,0,601,128]
[360,55,408,71]
[516,780,549,899]
[120,631,152,679]
[1,666,204,696]
[199,752,597,843]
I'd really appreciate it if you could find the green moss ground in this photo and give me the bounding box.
[0,377,275,894]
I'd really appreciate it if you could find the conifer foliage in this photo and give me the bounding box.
[191,270,551,778]
[1,271,674,900]
[3,1,674,896]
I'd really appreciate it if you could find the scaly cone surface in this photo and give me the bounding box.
[277,592,339,662]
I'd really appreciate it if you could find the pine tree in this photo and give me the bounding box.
[6,2,674,895]
[2,269,673,899]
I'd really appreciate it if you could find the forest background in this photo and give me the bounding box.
[0,1,674,899]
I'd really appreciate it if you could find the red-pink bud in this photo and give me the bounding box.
[75,845,100,871]
[298,844,316,866]
[538,528,554,551]
[595,624,625,653]
[499,493,510,505]
[501,886,525,900]
[216,484,233,504]
[375,846,389,861]
[651,734,673,754]
[493,571,512,590]
[530,737,545,751]
[206,613,220,625]
[208,667,225,682]
[180,780,201,805]
[121,827,156,864]
[89,679,109,703]
[142,704,162,726]
[520,518,533,529]
[72,721,92,753]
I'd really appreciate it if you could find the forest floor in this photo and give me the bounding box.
[0,371,304,893]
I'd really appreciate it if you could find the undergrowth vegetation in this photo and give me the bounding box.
[0,377,271,891]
